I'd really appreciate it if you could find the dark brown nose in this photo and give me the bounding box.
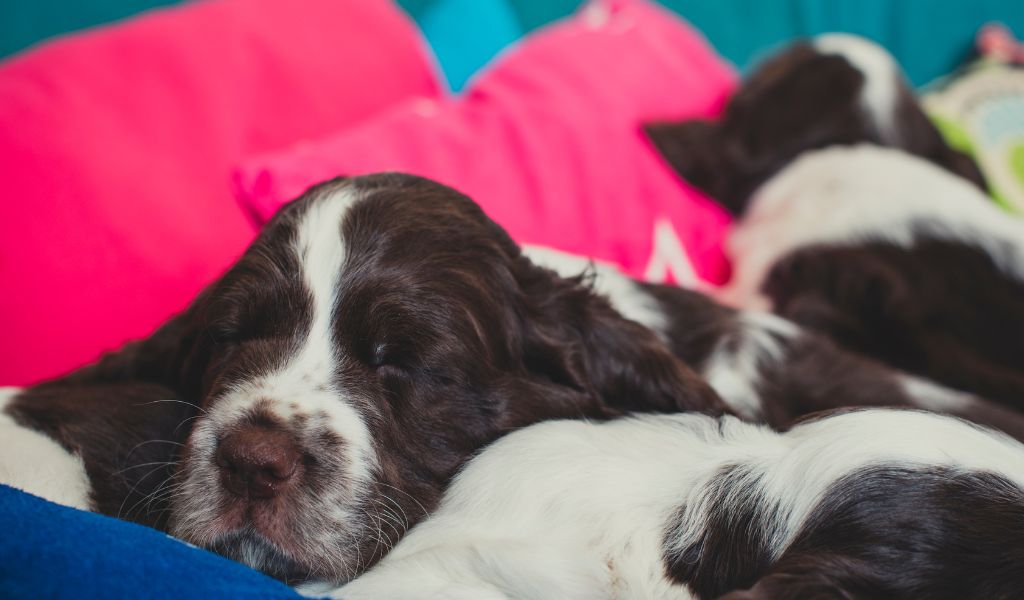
[215,426,302,499]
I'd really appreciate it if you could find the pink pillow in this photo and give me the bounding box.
[0,0,441,385]
[235,0,737,287]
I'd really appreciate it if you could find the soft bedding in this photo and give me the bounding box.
[0,484,303,599]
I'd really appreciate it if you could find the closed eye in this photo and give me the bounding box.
[211,322,261,347]
[371,343,459,386]
[372,343,410,372]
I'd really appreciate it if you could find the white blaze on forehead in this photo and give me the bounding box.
[206,184,377,484]
[814,33,900,143]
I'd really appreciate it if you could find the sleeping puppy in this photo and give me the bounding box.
[646,35,1024,407]
[0,173,724,583]
[718,146,1024,408]
[525,247,1024,441]
[320,408,1024,599]
[645,33,985,213]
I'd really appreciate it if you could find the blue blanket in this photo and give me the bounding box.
[0,484,309,599]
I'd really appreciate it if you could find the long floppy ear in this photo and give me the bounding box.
[644,120,754,217]
[36,289,213,401]
[8,287,214,527]
[511,255,728,419]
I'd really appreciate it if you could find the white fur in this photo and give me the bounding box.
[319,409,1024,600]
[898,374,977,413]
[702,312,799,420]
[522,245,669,339]
[721,145,1024,310]
[0,387,92,510]
[813,33,901,143]
[171,185,378,568]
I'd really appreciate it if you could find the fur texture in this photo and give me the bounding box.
[644,34,984,216]
[646,34,1024,408]
[326,409,1024,599]
[527,247,1024,441]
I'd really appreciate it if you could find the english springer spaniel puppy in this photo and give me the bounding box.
[0,173,725,583]
[646,34,1024,407]
[524,247,1024,441]
[645,33,986,214]
[320,408,1024,599]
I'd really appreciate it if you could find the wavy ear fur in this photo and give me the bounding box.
[511,254,728,420]
[47,300,208,394]
[644,120,753,216]
[6,294,212,528]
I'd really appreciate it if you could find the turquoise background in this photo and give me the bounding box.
[1,0,1021,89]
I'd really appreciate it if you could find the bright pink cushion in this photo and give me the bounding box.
[0,0,441,385]
[235,0,737,289]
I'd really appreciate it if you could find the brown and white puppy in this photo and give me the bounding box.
[525,247,1024,442]
[645,33,985,214]
[327,409,1024,600]
[0,173,724,583]
[645,34,1024,409]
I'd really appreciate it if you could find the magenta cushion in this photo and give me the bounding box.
[235,0,737,289]
[0,0,442,385]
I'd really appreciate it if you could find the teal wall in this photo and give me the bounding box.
[401,0,1023,90]
[0,0,178,58]
[2,0,1022,89]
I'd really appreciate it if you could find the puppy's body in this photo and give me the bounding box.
[645,34,985,215]
[328,409,1024,600]
[526,247,1024,440]
[646,34,1024,406]
[724,145,1024,407]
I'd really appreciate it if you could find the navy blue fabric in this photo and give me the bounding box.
[0,484,307,599]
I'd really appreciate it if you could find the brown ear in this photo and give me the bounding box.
[45,290,212,402]
[13,292,213,528]
[644,120,757,217]
[895,103,988,191]
[577,311,728,416]
[513,256,728,418]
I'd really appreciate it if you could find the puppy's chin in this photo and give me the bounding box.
[169,483,372,584]
[210,530,307,583]
[184,511,370,584]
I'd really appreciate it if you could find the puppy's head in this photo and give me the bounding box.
[645,34,984,215]
[143,173,723,582]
